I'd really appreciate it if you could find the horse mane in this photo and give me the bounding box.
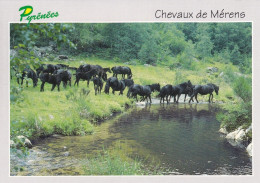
[207,83,219,91]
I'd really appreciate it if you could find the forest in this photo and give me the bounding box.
[10,23,252,73]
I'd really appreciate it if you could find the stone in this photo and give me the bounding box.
[235,129,246,141]
[10,140,16,148]
[207,67,219,73]
[17,135,33,148]
[63,152,70,156]
[49,114,54,120]
[144,64,151,67]
[246,125,252,133]
[59,55,68,60]
[219,127,228,134]
[219,72,224,77]
[246,143,252,157]
[226,127,246,142]
[136,102,146,106]
[136,102,146,109]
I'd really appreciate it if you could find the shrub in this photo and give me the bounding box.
[233,76,252,103]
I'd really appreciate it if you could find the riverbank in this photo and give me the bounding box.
[10,56,250,154]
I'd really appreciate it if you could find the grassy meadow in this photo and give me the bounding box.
[10,56,245,142]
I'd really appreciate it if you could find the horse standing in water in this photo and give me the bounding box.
[189,83,219,103]
[127,83,160,103]
[170,80,193,103]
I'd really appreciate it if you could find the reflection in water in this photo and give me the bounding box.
[10,104,252,175]
[110,104,251,175]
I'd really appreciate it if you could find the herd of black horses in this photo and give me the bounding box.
[13,63,219,104]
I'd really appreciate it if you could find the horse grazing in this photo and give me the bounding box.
[93,76,103,95]
[170,80,193,103]
[189,83,219,103]
[111,66,132,79]
[53,69,72,88]
[104,77,126,95]
[17,68,38,87]
[74,69,97,87]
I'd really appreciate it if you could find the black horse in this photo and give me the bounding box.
[53,69,72,88]
[111,66,132,79]
[93,76,103,95]
[189,83,219,103]
[77,64,110,81]
[122,79,134,88]
[104,77,126,95]
[17,68,38,87]
[170,80,193,103]
[128,83,160,103]
[39,73,62,92]
[74,69,97,87]
[36,64,60,77]
[159,84,173,104]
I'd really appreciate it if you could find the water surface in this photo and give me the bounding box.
[11,103,252,175]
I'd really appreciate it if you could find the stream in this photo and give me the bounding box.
[10,103,252,175]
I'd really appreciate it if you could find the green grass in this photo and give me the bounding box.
[10,56,250,142]
[83,149,145,175]
[82,141,164,175]
[10,66,133,142]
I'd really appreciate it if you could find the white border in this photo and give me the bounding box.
[1,0,259,183]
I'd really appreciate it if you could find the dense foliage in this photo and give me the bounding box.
[10,23,252,73]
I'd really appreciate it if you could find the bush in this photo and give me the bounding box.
[233,76,252,102]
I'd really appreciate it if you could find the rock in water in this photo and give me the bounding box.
[17,135,33,148]
[246,143,252,157]
[219,127,228,134]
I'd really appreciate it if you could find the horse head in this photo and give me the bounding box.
[151,83,160,92]
[104,82,110,94]
[33,77,38,87]
[214,85,219,95]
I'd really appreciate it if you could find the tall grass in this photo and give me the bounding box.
[83,149,145,175]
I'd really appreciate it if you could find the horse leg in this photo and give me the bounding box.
[51,84,56,91]
[184,94,187,102]
[87,80,90,87]
[40,82,45,92]
[189,96,193,103]
[149,95,152,103]
[195,94,199,103]
[17,78,20,84]
[57,83,60,92]
[26,80,28,87]
[208,93,214,103]
[21,78,24,86]
[211,93,214,103]
[177,94,181,103]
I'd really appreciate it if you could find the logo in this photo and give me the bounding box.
[19,5,59,26]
